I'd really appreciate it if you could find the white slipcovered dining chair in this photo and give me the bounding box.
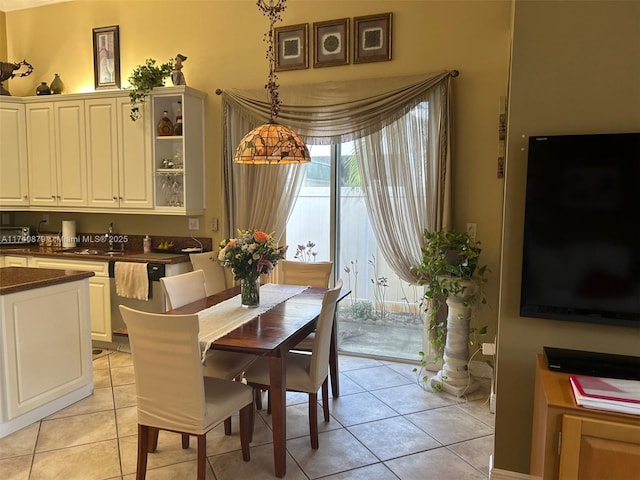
[244,279,343,449]
[160,269,258,434]
[160,269,257,380]
[119,305,254,480]
[279,260,333,288]
[189,251,227,296]
[278,260,340,397]
[160,269,207,311]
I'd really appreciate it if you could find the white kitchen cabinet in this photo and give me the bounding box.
[29,257,112,342]
[0,99,29,207]
[6,89,203,214]
[26,100,87,208]
[85,97,119,208]
[152,86,205,215]
[0,273,93,438]
[2,255,30,267]
[117,96,153,209]
[85,97,153,210]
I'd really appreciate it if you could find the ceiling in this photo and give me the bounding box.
[1,0,70,12]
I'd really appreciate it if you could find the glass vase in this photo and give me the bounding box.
[240,277,260,308]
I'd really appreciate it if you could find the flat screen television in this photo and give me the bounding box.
[520,132,640,328]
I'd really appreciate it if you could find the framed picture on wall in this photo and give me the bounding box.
[313,18,349,68]
[275,23,309,71]
[92,25,121,89]
[353,12,393,64]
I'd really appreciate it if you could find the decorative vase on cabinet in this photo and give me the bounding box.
[50,73,64,94]
[36,82,51,95]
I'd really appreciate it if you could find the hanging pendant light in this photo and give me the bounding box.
[233,0,310,164]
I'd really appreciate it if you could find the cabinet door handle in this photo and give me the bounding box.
[113,196,117,200]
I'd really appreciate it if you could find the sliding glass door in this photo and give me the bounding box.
[286,143,424,362]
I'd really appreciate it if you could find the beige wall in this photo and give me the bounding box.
[3,0,511,344]
[0,11,6,58]
[495,0,640,474]
[4,0,639,475]
[1,0,526,466]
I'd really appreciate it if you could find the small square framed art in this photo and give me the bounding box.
[275,23,309,71]
[353,12,392,64]
[313,18,349,68]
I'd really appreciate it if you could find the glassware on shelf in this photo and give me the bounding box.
[159,171,184,207]
[172,149,183,169]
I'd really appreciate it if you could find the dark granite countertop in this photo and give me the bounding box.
[0,246,191,264]
[0,266,95,295]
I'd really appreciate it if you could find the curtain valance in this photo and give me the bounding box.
[222,70,456,144]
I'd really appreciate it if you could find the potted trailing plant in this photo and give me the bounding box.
[414,228,488,395]
[127,58,173,121]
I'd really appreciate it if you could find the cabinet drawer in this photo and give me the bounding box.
[30,257,109,276]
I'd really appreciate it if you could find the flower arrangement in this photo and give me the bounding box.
[218,229,287,282]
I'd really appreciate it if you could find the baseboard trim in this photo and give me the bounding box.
[490,468,531,480]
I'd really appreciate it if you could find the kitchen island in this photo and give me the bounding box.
[0,266,94,438]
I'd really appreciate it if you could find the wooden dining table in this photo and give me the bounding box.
[167,283,350,478]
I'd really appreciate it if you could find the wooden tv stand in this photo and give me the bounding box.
[530,354,640,480]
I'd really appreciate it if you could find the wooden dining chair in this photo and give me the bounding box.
[119,305,254,480]
[278,260,340,398]
[189,251,227,296]
[160,269,258,434]
[244,279,343,449]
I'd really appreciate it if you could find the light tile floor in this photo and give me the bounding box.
[0,350,494,480]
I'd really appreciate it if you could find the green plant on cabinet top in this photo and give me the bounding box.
[128,58,173,121]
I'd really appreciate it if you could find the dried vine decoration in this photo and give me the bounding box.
[256,0,287,120]
[233,0,310,164]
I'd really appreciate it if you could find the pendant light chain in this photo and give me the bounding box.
[233,0,310,164]
[257,0,287,120]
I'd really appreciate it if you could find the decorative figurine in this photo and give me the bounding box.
[172,53,187,86]
[0,59,34,96]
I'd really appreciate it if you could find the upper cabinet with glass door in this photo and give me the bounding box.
[151,86,206,215]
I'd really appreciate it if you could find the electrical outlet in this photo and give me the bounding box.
[211,218,218,231]
[41,214,49,226]
[466,222,477,240]
[188,218,199,230]
[482,342,496,356]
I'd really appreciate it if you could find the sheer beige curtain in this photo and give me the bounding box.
[222,71,454,272]
[353,79,453,283]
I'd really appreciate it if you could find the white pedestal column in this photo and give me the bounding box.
[430,280,479,396]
